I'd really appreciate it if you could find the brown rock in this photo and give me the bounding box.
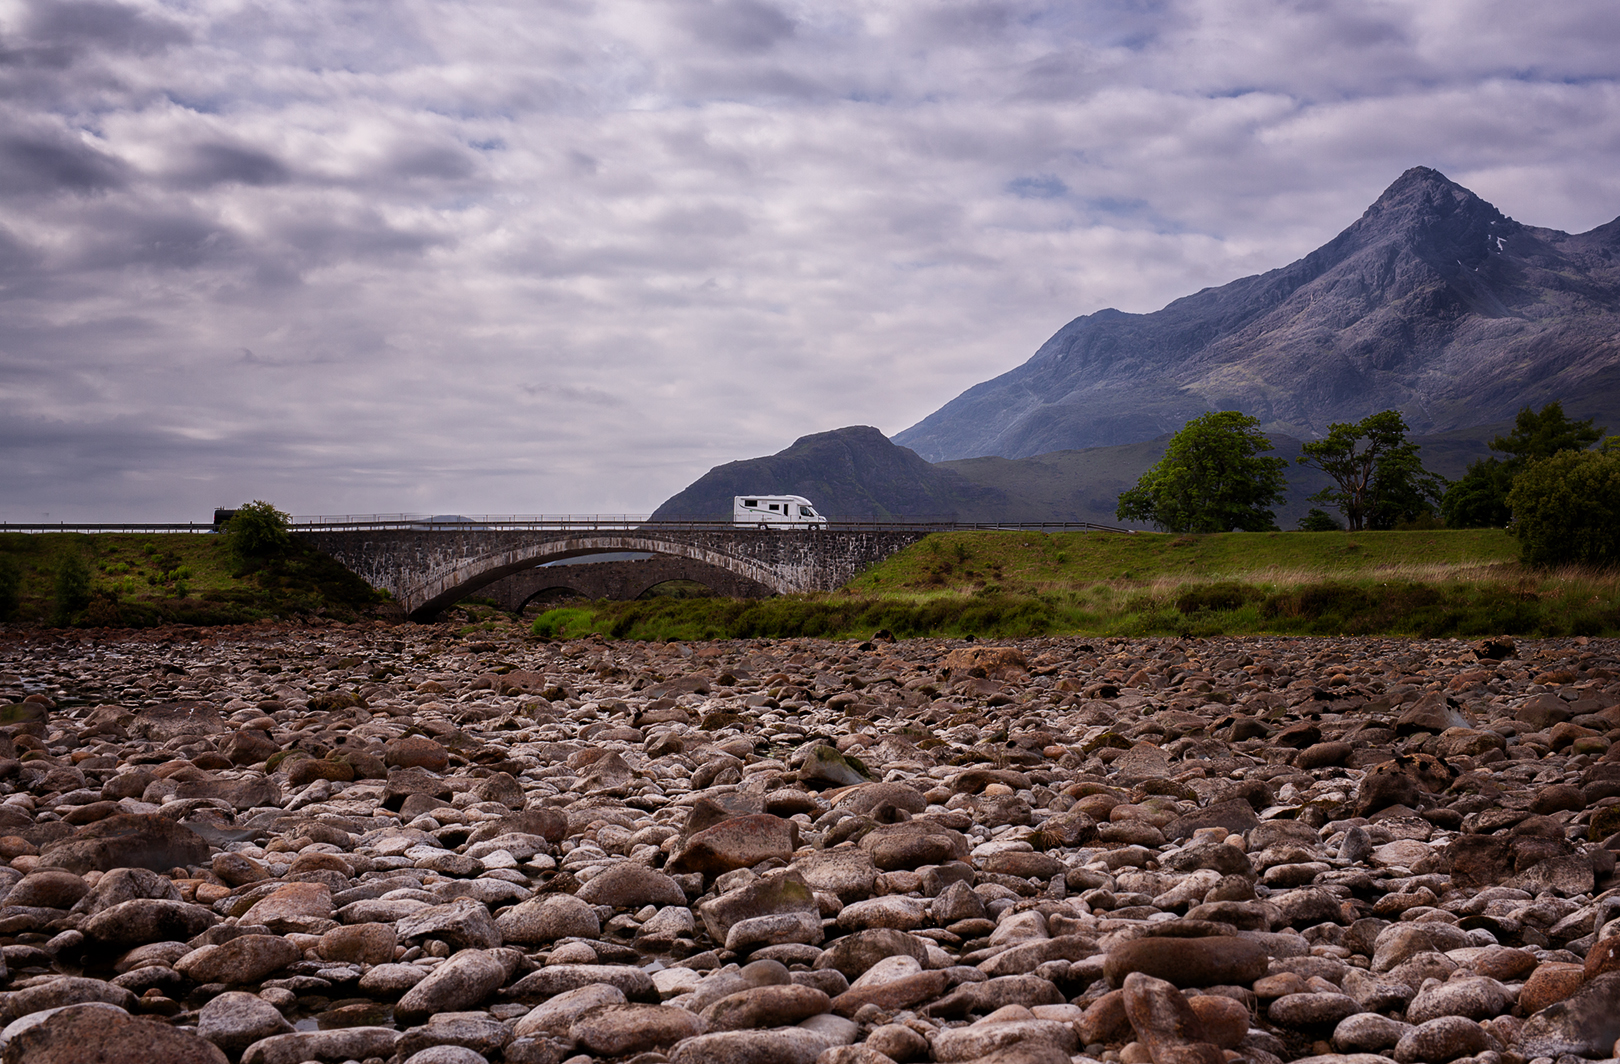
[702,984,831,1030]
[37,813,209,874]
[1105,935,1269,989]
[225,729,278,765]
[858,820,970,871]
[240,882,333,932]
[5,869,90,909]
[830,970,951,1017]
[385,735,450,771]
[318,923,397,965]
[1519,971,1620,1058]
[1187,995,1249,1049]
[1076,989,1133,1045]
[175,935,302,985]
[2,1001,228,1063]
[1519,962,1586,1014]
[669,814,799,876]
[570,1003,707,1056]
[1582,937,1620,981]
[1121,972,1226,1064]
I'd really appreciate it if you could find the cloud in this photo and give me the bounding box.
[22,0,190,57]
[0,130,128,194]
[1,0,1618,520]
[176,143,292,188]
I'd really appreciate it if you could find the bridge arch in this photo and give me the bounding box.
[481,555,775,614]
[396,534,792,620]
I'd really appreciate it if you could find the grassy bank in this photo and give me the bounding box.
[846,528,1520,594]
[0,532,390,627]
[531,529,1620,640]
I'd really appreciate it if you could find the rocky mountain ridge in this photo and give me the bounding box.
[894,167,1620,462]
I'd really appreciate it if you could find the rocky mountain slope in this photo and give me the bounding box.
[895,167,1620,462]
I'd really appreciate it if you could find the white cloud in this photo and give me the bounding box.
[1,0,1618,519]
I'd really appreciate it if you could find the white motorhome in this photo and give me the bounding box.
[733,495,827,528]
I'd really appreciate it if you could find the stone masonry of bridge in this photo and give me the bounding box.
[480,556,773,612]
[295,528,929,620]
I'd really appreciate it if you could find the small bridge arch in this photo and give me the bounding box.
[481,555,774,613]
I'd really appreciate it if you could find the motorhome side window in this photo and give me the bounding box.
[769,504,780,511]
[743,500,757,507]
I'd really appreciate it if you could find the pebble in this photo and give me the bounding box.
[2,626,1619,1064]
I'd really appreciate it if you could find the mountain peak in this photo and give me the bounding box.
[1383,165,1462,196]
[1355,165,1506,239]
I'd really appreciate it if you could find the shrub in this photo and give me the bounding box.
[227,500,293,559]
[0,556,20,621]
[1297,508,1344,531]
[532,607,593,639]
[84,591,123,627]
[52,553,91,625]
[1507,449,1620,568]
[1176,582,1261,613]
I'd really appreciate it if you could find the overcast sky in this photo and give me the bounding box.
[4,0,1620,521]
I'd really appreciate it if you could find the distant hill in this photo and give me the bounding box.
[895,167,1620,462]
[649,425,1013,521]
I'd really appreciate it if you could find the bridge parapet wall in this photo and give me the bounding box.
[296,528,926,619]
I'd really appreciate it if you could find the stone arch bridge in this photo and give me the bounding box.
[295,522,933,621]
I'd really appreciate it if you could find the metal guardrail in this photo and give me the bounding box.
[2,515,1135,534]
[0,522,220,533]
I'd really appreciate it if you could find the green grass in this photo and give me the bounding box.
[0,532,389,627]
[844,528,1520,593]
[531,529,1620,641]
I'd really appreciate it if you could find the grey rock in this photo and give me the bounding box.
[198,990,294,1056]
[239,1026,400,1064]
[394,949,517,1024]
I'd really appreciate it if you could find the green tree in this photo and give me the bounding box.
[226,500,293,558]
[1440,402,1606,528]
[1296,411,1446,532]
[1439,458,1513,528]
[0,556,20,621]
[1116,411,1288,533]
[1296,508,1344,532]
[52,553,91,625]
[1492,400,1605,461]
[1506,448,1620,567]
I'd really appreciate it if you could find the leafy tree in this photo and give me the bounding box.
[1440,402,1605,528]
[0,556,20,621]
[1506,449,1620,567]
[1296,411,1446,532]
[1296,508,1344,532]
[226,500,293,558]
[1492,400,1605,461]
[1117,411,1288,533]
[52,553,91,626]
[1439,458,1513,528]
